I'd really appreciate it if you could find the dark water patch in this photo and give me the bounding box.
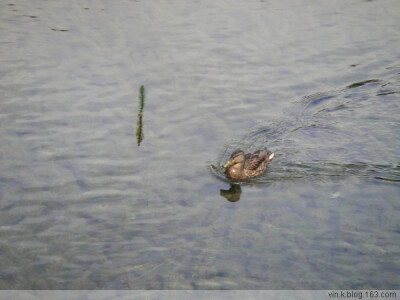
[373,176,400,183]
[377,91,399,96]
[346,79,380,89]
[377,82,400,96]
[51,28,69,32]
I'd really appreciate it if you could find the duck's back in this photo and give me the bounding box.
[243,150,270,178]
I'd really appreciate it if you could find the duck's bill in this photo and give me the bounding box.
[269,152,274,160]
[223,160,234,168]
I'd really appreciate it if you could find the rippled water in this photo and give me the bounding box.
[1,0,400,290]
[213,77,400,184]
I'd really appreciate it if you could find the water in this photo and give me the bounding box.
[0,0,399,289]
[213,78,400,184]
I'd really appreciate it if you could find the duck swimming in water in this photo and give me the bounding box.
[223,148,274,180]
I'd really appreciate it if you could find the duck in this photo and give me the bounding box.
[223,148,274,180]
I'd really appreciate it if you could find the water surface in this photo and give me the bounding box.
[0,0,399,289]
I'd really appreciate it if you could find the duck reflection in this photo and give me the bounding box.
[220,184,242,202]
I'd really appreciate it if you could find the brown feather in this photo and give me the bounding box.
[244,150,267,171]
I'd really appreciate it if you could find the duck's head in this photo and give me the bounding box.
[223,149,245,168]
